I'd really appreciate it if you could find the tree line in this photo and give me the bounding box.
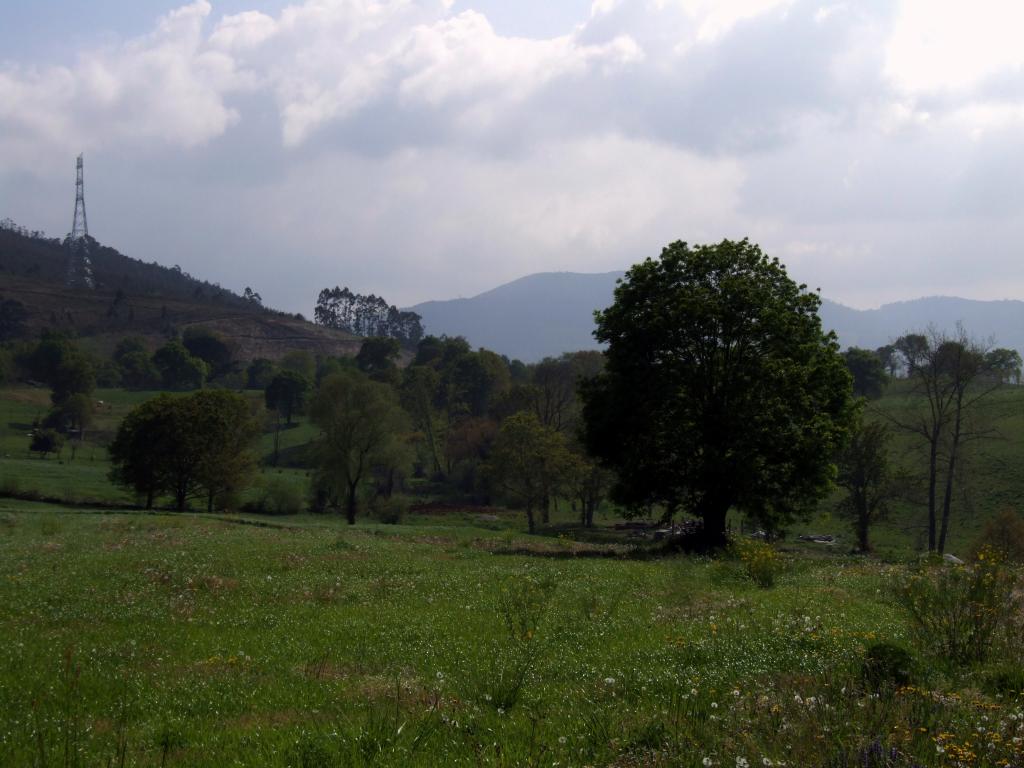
[313,286,423,347]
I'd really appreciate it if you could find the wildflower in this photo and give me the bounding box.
[737,758,749,768]
[762,759,772,766]
[703,759,713,767]
[711,701,719,708]
[558,736,567,744]
[604,677,616,685]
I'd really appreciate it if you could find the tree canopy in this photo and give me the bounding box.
[314,286,423,346]
[109,391,259,510]
[310,371,409,524]
[581,239,854,548]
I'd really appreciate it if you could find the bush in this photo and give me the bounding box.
[970,508,1024,563]
[861,642,916,690]
[247,476,305,515]
[894,547,1021,665]
[369,496,407,525]
[30,428,64,458]
[733,538,780,588]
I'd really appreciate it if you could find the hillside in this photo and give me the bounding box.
[412,272,1024,361]
[0,223,360,360]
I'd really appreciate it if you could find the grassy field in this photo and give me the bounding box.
[2,382,1024,765]
[0,500,1022,767]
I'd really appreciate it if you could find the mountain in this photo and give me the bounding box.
[410,271,625,362]
[411,272,1024,362]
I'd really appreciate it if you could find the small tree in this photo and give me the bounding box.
[835,419,898,552]
[565,450,612,528]
[119,350,161,390]
[153,341,208,391]
[183,327,234,379]
[190,390,260,513]
[843,347,887,399]
[50,353,95,406]
[246,358,277,389]
[30,428,64,459]
[487,412,571,534]
[356,337,401,378]
[265,371,310,426]
[310,371,409,524]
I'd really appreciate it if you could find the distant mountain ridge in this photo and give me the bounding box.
[410,272,1024,362]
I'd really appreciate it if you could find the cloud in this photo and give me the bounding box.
[0,0,246,171]
[1,0,1023,315]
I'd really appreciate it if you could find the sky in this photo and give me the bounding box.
[1,0,1023,314]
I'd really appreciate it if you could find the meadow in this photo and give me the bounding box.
[0,501,1022,767]
[2,385,1024,766]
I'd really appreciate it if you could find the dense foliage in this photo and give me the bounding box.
[108,390,259,510]
[582,239,855,547]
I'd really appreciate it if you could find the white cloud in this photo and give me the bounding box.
[0,0,245,168]
[885,0,1024,94]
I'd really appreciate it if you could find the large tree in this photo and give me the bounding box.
[582,239,854,548]
[310,371,409,524]
[109,391,258,510]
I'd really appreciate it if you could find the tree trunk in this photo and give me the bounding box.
[526,505,535,534]
[176,487,187,512]
[926,435,939,552]
[938,401,965,555]
[857,505,870,553]
[345,484,357,525]
[272,412,281,467]
[207,488,215,514]
[541,494,550,524]
[145,487,154,510]
[698,490,732,551]
[585,500,596,529]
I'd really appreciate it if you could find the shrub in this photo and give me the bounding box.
[30,428,64,458]
[970,508,1024,563]
[894,547,1021,665]
[861,642,916,690]
[479,574,557,710]
[246,476,305,515]
[368,495,407,525]
[734,538,780,588]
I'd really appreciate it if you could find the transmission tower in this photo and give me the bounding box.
[66,154,95,289]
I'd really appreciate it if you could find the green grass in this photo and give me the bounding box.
[0,502,1022,766]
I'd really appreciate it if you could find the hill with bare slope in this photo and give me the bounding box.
[0,223,360,360]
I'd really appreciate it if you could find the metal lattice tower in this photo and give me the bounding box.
[67,154,95,289]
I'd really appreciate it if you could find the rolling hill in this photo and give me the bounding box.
[0,222,360,360]
[411,272,1024,362]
